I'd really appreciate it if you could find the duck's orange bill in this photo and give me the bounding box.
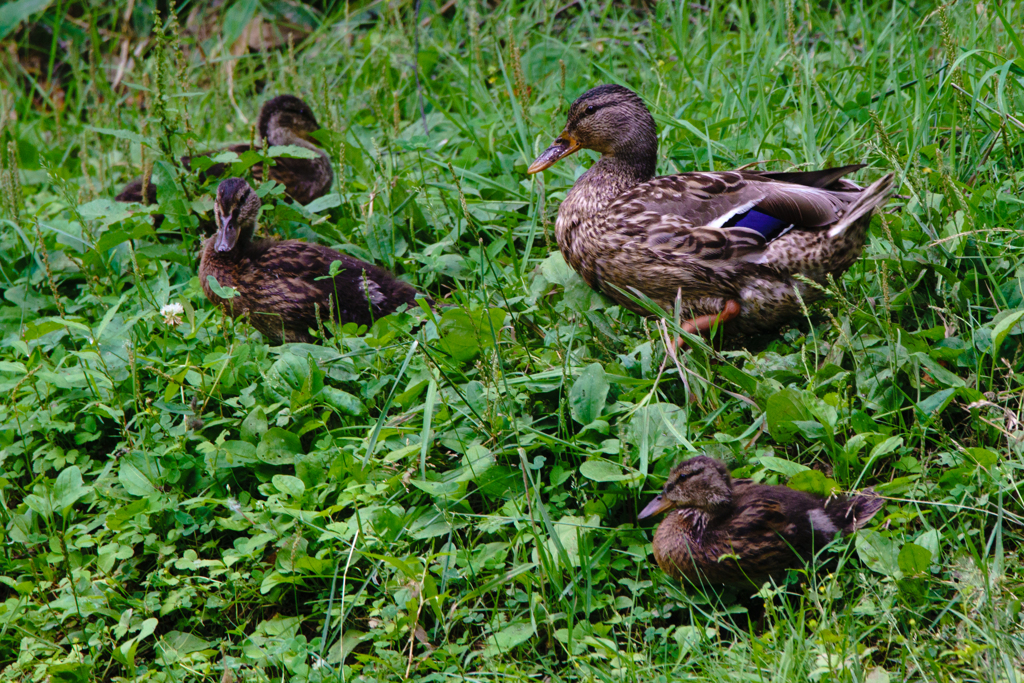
[527,133,582,174]
[638,494,674,520]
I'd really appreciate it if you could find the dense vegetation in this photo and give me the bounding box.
[1,0,1023,680]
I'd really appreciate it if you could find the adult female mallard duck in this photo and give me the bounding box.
[639,456,883,587]
[117,94,332,207]
[199,178,425,344]
[528,84,895,335]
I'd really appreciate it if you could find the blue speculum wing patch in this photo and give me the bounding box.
[726,209,792,242]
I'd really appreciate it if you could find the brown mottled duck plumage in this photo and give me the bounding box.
[199,178,425,344]
[528,84,896,335]
[639,456,883,587]
[117,94,332,208]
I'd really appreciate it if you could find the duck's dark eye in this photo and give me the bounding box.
[670,470,694,487]
[584,105,596,116]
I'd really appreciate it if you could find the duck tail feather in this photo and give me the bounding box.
[842,488,884,532]
[827,173,896,238]
[760,163,866,189]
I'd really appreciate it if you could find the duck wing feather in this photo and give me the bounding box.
[249,241,416,321]
[757,163,865,190]
[696,482,844,584]
[603,169,864,263]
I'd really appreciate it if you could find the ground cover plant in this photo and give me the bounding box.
[1,0,1023,680]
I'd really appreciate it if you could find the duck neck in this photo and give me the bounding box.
[678,499,733,538]
[581,152,653,197]
[555,151,656,278]
[237,223,256,251]
[558,151,656,235]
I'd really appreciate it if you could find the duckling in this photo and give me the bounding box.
[639,456,883,587]
[528,84,895,336]
[199,178,425,344]
[116,94,332,207]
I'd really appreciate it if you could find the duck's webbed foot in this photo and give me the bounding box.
[681,299,741,336]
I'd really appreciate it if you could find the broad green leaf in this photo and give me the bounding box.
[570,363,609,425]
[267,353,310,393]
[627,404,696,473]
[897,542,931,575]
[793,420,826,440]
[326,630,368,665]
[257,428,303,465]
[156,632,213,659]
[78,198,135,224]
[868,436,904,463]
[675,625,716,654]
[106,499,151,531]
[964,447,998,468]
[94,224,155,253]
[437,308,506,362]
[766,388,812,443]
[865,668,891,683]
[758,456,809,478]
[580,460,630,482]
[272,475,306,499]
[267,145,320,159]
[939,466,973,490]
[915,388,955,420]
[915,529,940,562]
[408,511,468,539]
[241,407,268,444]
[540,252,574,286]
[23,493,52,518]
[119,461,157,497]
[787,469,838,497]
[22,319,65,341]
[260,571,306,593]
[855,530,898,575]
[438,310,480,362]
[46,662,91,683]
[450,444,496,482]
[295,453,328,489]
[54,466,90,512]
[322,387,365,415]
[481,621,536,657]
[205,276,238,300]
[211,441,258,469]
[137,618,159,641]
[304,193,342,213]
[916,354,964,387]
[532,514,600,568]
[991,309,1024,357]
[410,478,464,497]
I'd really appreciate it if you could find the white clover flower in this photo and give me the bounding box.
[160,302,184,326]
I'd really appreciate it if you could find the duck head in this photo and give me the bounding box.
[212,178,261,253]
[528,84,657,176]
[639,456,734,520]
[258,95,321,146]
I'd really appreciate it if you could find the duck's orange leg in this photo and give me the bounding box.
[681,299,742,336]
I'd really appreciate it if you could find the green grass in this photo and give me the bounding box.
[1,0,1024,680]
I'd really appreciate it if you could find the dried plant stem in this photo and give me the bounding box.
[507,19,530,126]
[413,0,429,136]
[34,221,65,318]
[467,0,482,69]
